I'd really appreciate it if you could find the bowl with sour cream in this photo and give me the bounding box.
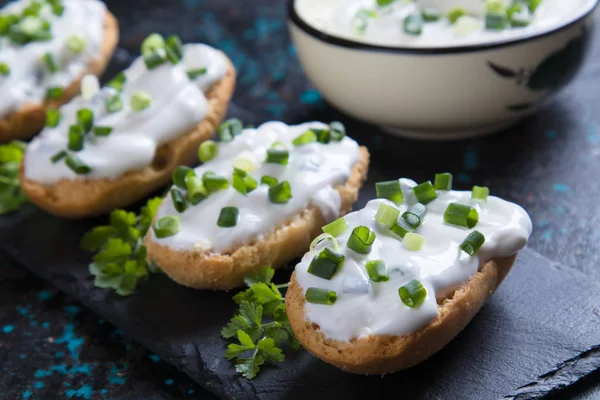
[288,0,598,140]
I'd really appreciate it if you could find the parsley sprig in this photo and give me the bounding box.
[0,141,27,214]
[222,266,298,379]
[81,197,162,296]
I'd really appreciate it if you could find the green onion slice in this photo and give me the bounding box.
[172,166,193,189]
[376,0,394,6]
[106,72,126,91]
[413,181,437,204]
[203,171,230,193]
[390,218,413,238]
[510,12,531,27]
[65,154,91,174]
[376,180,403,204]
[402,203,426,229]
[171,188,188,213]
[322,217,348,237]
[153,216,180,238]
[404,13,423,36]
[399,279,427,308]
[375,203,400,228]
[141,33,165,57]
[130,91,152,112]
[185,176,207,205]
[485,13,507,30]
[310,233,339,253]
[314,129,330,144]
[366,260,389,283]
[292,130,317,147]
[217,118,243,142]
[105,95,123,113]
[0,63,10,76]
[434,172,453,190]
[42,52,58,72]
[347,226,376,254]
[144,50,167,69]
[66,34,86,53]
[198,140,218,163]
[50,150,67,164]
[165,35,183,64]
[93,126,113,137]
[459,231,485,256]
[266,148,289,165]
[260,175,278,187]
[217,206,239,228]
[307,247,345,280]
[404,232,425,251]
[187,68,207,79]
[45,109,60,128]
[305,288,337,305]
[76,108,93,133]
[443,202,479,228]
[46,86,64,99]
[232,168,257,196]
[421,7,441,22]
[448,6,467,24]
[329,121,346,141]
[268,180,292,204]
[472,185,489,201]
[68,125,84,152]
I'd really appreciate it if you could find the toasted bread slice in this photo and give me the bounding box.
[0,11,119,142]
[285,254,517,374]
[20,57,236,218]
[145,147,370,290]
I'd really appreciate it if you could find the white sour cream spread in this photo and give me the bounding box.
[24,43,228,184]
[0,0,105,118]
[294,178,532,342]
[151,121,362,254]
[295,0,596,48]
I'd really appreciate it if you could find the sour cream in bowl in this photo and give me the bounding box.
[288,0,598,140]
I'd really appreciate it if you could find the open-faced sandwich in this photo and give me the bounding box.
[20,33,236,218]
[0,0,118,142]
[145,121,369,290]
[286,175,532,374]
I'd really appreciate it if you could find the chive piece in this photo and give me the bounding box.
[141,33,165,56]
[266,148,289,165]
[93,126,113,137]
[0,63,9,76]
[50,150,67,164]
[507,3,523,19]
[105,95,123,113]
[66,34,86,53]
[187,68,207,79]
[314,129,330,144]
[390,218,413,238]
[68,125,84,151]
[485,13,507,30]
[404,232,425,251]
[198,140,218,163]
[421,7,441,22]
[171,188,188,213]
[448,7,467,24]
[131,91,152,112]
[232,168,257,196]
[233,157,254,172]
[46,86,63,99]
[472,185,490,201]
[376,0,394,6]
[399,279,427,308]
[106,72,126,91]
[375,180,403,204]
[413,181,437,204]
[45,109,60,127]
[217,118,243,142]
[172,166,193,189]
[434,173,453,190]
[51,2,64,16]
[347,226,376,254]
[203,172,230,193]
[144,50,167,69]
[217,206,239,228]
[307,247,345,280]
[366,260,389,283]
[261,175,278,187]
[76,108,93,133]
[375,203,400,228]
[292,130,317,147]
[165,35,183,64]
[65,154,91,174]
[305,288,337,305]
[310,233,340,253]
[42,52,58,72]
[460,231,486,256]
[443,203,479,228]
[322,217,348,237]
[402,203,426,229]
[185,176,207,205]
[404,13,423,35]
[486,0,506,14]
[528,0,542,13]
[329,121,346,141]
[268,180,292,204]
[153,216,180,238]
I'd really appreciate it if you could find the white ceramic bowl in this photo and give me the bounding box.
[288,1,599,140]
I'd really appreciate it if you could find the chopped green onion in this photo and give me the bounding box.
[448,7,467,24]
[292,130,317,147]
[413,181,437,204]
[50,150,67,164]
[507,3,523,19]
[459,231,486,256]
[172,166,193,189]
[403,232,425,251]
[50,1,64,16]
[131,91,152,112]
[329,121,345,141]
[390,218,413,238]
[305,288,337,305]
[485,13,507,30]
[185,176,207,205]
[375,203,400,228]
[66,34,86,53]
[268,180,292,204]
[260,175,278,187]
[443,203,479,228]
[399,279,427,308]
[187,68,207,79]
[165,35,183,64]
[198,140,218,163]
[366,260,389,283]
[232,168,257,196]
[76,108,93,133]
[472,185,490,201]
[68,125,84,151]
[45,109,60,128]
[376,0,395,6]
[233,156,255,172]
[322,217,348,237]
[46,86,63,99]
[404,13,423,35]
[105,95,123,113]
[421,7,441,22]
[310,233,339,253]
[106,72,126,91]
[153,216,180,238]
[434,173,453,190]
[93,126,113,137]
[376,180,403,204]
[203,172,230,193]
[65,154,91,174]
[171,188,188,213]
[486,0,506,14]
[528,0,542,13]
[144,50,167,69]
[402,203,426,229]
[0,63,10,76]
[217,206,239,228]
[307,247,345,280]
[217,118,243,142]
[314,129,330,144]
[42,52,58,72]
[266,148,289,165]
[510,11,531,27]
[347,226,376,254]
[141,33,165,57]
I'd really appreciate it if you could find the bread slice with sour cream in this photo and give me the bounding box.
[20,35,236,218]
[285,178,532,374]
[0,1,119,142]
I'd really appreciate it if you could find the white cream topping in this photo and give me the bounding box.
[295,0,596,48]
[0,0,105,118]
[24,43,228,184]
[294,179,532,342]
[150,121,361,254]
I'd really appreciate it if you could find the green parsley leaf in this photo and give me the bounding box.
[243,265,275,286]
[0,141,27,214]
[235,356,264,380]
[257,337,284,362]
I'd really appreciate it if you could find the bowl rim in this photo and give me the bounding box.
[287,0,599,54]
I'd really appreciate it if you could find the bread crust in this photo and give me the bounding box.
[0,10,120,142]
[145,147,370,290]
[285,254,518,374]
[19,54,237,218]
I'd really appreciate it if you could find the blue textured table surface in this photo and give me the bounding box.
[2,0,600,398]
